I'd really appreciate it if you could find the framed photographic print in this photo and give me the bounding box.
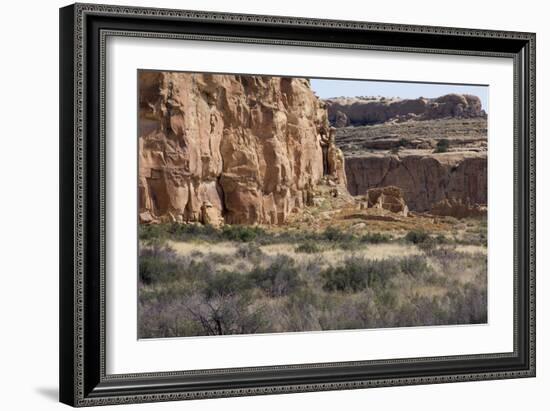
[59,3,536,407]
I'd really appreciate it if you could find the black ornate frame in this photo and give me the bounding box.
[59,3,536,407]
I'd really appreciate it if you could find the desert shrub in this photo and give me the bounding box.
[428,246,460,264]
[322,226,353,242]
[435,138,450,153]
[249,255,303,297]
[399,255,431,279]
[167,222,220,241]
[434,234,448,244]
[139,224,169,242]
[321,261,366,292]
[405,229,429,244]
[183,290,267,336]
[338,239,362,251]
[321,257,401,292]
[221,225,266,242]
[190,250,204,258]
[295,241,321,254]
[235,242,264,260]
[139,243,217,286]
[139,244,180,285]
[206,253,233,265]
[417,236,438,253]
[203,270,252,299]
[374,289,399,311]
[365,259,402,288]
[282,288,322,331]
[361,232,392,244]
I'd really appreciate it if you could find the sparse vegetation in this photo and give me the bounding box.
[139,222,487,338]
[295,241,322,254]
[435,138,450,153]
[361,232,392,244]
[405,229,429,244]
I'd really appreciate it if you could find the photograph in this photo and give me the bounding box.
[137,70,489,338]
[56,2,536,407]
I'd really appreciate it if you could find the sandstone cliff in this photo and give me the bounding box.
[138,71,346,225]
[334,115,487,213]
[345,152,487,212]
[326,94,486,127]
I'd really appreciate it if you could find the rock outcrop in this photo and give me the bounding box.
[362,186,409,216]
[345,152,487,212]
[139,71,346,225]
[326,94,486,127]
[430,198,487,219]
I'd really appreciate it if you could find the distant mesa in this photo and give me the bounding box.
[325,93,486,127]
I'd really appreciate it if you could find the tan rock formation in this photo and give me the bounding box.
[326,93,486,127]
[345,152,487,212]
[138,71,347,225]
[365,186,409,216]
[430,198,487,218]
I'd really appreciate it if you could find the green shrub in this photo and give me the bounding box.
[399,255,431,279]
[203,271,252,299]
[235,243,264,259]
[417,236,438,253]
[249,255,303,297]
[435,139,450,153]
[295,241,321,254]
[321,262,366,292]
[361,232,392,244]
[321,258,401,292]
[222,225,266,242]
[405,230,429,244]
[139,244,180,285]
[206,253,233,265]
[161,222,222,242]
[322,226,353,242]
[365,259,402,288]
[139,224,168,242]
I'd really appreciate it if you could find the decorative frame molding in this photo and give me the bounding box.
[60,3,535,407]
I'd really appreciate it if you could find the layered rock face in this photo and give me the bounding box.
[363,186,409,217]
[345,152,487,212]
[326,94,486,127]
[139,71,346,225]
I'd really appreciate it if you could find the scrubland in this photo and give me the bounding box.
[138,221,487,338]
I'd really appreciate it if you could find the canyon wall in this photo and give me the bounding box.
[138,71,346,225]
[345,152,487,212]
[326,94,486,127]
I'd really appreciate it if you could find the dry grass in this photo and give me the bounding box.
[138,219,487,338]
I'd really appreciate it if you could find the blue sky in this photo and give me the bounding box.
[310,78,488,112]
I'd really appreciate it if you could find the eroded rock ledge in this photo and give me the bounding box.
[326,93,486,127]
[139,72,346,225]
[345,152,487,212]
